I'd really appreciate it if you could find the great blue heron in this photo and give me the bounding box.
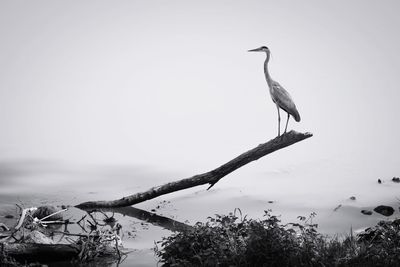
[248,46,300,136]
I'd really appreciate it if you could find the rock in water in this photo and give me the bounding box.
[361,210,373,215]
[392,177,400,183]
[374,205,395,216]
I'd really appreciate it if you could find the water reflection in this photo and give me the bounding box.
[96,207,193,233]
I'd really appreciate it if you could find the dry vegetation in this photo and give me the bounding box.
[0,206,126,266]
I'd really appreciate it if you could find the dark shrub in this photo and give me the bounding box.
[156,210,400,266]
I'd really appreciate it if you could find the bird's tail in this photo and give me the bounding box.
[293,109,301,122]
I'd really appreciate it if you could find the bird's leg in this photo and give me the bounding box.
[276,105,281,136]
[284,113,290,133]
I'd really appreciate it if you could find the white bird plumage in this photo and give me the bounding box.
[249,46,300,136]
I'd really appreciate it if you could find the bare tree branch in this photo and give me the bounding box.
[76,130,312,209]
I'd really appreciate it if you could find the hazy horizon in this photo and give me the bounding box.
[1,0,399,194]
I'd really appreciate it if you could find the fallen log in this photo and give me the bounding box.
[0,243,117,263]
[1,243,78,262]
[76,130,312,209]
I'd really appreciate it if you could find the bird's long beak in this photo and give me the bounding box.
[248,47,262,52]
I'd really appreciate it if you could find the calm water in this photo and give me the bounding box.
[0,159,399,266]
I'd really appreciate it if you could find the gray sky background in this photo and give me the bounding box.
[0,1,399,181]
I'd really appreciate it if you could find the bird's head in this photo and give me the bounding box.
[248,46,270,54]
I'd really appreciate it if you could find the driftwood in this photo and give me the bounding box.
[0,207,192,264]
[76,130,312,209]
[1,243,117,263]
[1,243,79,262]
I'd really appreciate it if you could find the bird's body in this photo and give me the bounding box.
[268,80,301,122]
[249,46,300,136]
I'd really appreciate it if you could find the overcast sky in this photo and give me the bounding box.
[0,1,399,181]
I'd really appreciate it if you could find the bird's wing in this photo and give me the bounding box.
[271,81,301,121]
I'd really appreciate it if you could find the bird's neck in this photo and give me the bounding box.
[263,54,272,86]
